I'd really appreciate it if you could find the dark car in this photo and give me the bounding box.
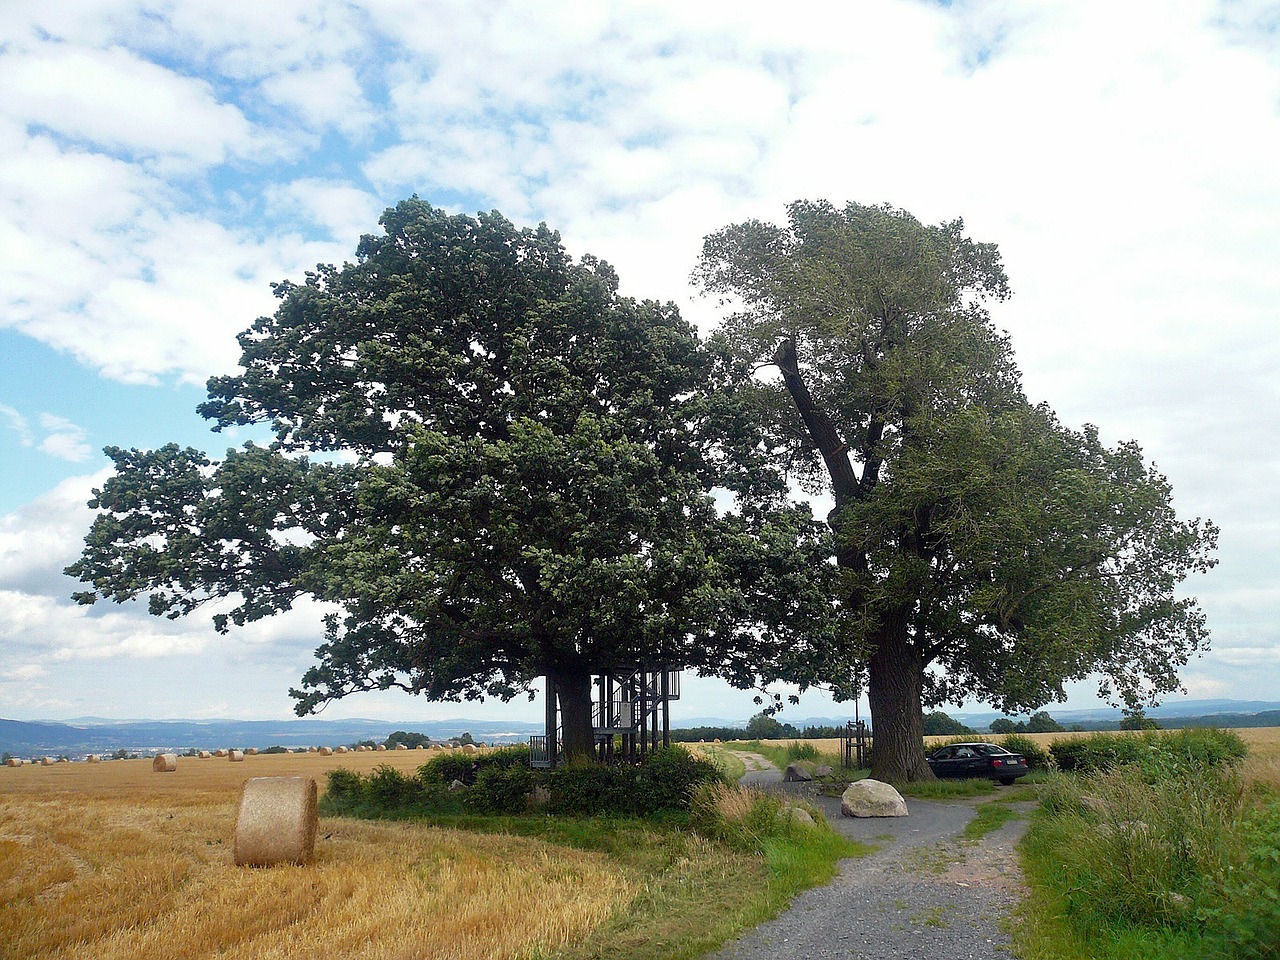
[926,742,1029,785]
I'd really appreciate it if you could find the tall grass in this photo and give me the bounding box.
[1016,740,1280,960]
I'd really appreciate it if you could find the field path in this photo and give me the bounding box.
[710,752,1028,960]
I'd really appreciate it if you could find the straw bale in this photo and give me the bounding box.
[317,746,333,756]
[234,776,318,867]
[376,744,387,751]
[244,748,258,755]
[334,745,348,753]
[395,743,408,750]
[462,743,478,755]
[214,749,228,757]
[415,744,425,750]
[5,758,20,767]
[86,754,100,763]
[198,750,212,758]
[41,757,55,765]
[152,753,178,772]
[228,750,245,762]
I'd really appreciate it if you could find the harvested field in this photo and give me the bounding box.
[0,752,631,960]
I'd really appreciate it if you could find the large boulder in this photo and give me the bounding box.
[841,779,908,818]
[783,763,813,782]
[813,765,834,778]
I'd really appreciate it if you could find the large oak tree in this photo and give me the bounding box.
[68,199,832,760]
[696,200,1218,781]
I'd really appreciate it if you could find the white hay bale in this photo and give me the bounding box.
[375,744,387,751]
[214,749,228,757]
[152,753,178,772]
[86,755,100,763]
[462,743,478,755]
[244,748,258,756]
[41,757,55,766]
[234,776,318,867]
[307,746,317,753]
[395,743,408,750]
[334,746,349,753]
[228,750,245,762]
[415,744,425,750]
[5,758,20,767]
[317,746,333,756]
[198,750,212,758]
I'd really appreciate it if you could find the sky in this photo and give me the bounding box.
[1,0,1278,726]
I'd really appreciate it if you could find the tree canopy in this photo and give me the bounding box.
[696,199,1218,781]
[68,199,832,759]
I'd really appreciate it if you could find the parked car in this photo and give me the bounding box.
[926,742,1029,785]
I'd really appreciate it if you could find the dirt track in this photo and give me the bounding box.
[712,753,1029,959]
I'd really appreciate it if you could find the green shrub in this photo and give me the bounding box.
[326,767,367,804]
[545,763,636,815]
[689,782,786,851]
[470,764,536,813]
[785,741,820,762]
[368,764,426,807]
[1203,800,1280,960]
[999,733,1051,770]
[634,746,725,810]
[1049,729,1247,775]
[417,744,530,786]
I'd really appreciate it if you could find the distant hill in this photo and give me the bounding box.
[0,717,543,757]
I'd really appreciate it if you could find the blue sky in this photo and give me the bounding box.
[2,0,1278,723]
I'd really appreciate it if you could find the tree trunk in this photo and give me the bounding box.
[552,668,596,764]
[867,617,935,783]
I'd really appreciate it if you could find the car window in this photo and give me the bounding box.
[934,747,955,759]
[956,747,975,757]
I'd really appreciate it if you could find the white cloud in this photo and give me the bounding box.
[0,404,33,445]
[37,414,91,462]
[0,44,257,167]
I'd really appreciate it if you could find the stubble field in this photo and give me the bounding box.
[0,750,632,960]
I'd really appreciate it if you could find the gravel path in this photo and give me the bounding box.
[709,753,1030,960]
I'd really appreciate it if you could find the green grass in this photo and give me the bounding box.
[698,745,747,781]
[962,801,1021,840]
[898,777,997,799]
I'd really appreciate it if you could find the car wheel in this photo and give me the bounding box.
[998,777,1016,786]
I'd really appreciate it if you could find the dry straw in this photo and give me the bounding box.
[86,755,100,763]
[4,758,20,767]
[395,743,408,750]
[233,776,318,867]
[317,746,333,756]
[334,746,349,753]
[244,747,258,755]
[228,750,245,762]
[376,744,387,751]
[214,749,228,757]
[152,753,178,772]
[41,757,55,765]
[198,750,212,758]
[462,744,478,755]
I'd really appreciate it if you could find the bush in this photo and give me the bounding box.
[1204,800,1280,960]
[784,741,820,762]
[417,744,530,786]
[470,764,536,814]
[689,782,786,850]
[999,734,1051,770]
[1049,729,1247,775]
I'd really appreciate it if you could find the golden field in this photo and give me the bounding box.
[0,751,631,960]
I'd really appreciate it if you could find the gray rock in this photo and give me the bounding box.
[779,805,816,826]
[783,762,813,782]
[813,765,834,778]
[841,778,908,818]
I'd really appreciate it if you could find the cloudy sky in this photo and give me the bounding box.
[1,0,1277,725]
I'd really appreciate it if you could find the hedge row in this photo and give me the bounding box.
[325,745,725,818]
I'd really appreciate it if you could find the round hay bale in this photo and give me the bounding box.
[198,750,212,758]
[86,754,100,763]
[228,750,245,762]
[462,743,478,755]
[317,746,333,756]
[5,758,20,767]
[41,757,56,765]
[375,743,387,751]
[244,748,258,756]
[234,776,318,867]
[395,743,408,750]
[152,753,178,772]
[415,744,424,750]
[307,746,317,753]
[334,746,348,754]
[214,749,228,757]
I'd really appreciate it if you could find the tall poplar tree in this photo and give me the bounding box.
[696,200,1218,781]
